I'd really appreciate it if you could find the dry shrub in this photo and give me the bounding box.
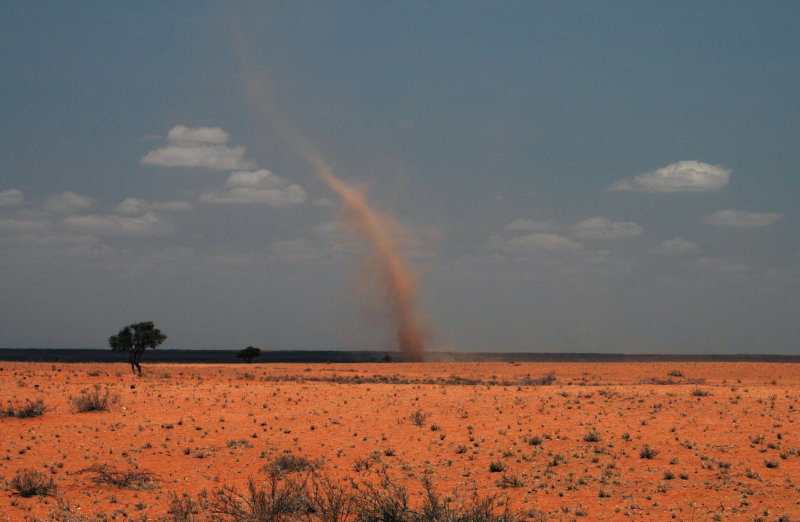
[72,385,118,413]
[10,468,57,497]
[1,398,49,418]
[212,471,524,522]
[212,472,309,521]
[167,491,209,521]
[78,464,159,489]
[272,453,315,473]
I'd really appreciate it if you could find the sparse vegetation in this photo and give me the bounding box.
[208,473,525,522]
[583,429,601,442]
[488,461,506,473]
[167,491,209,521]
[639,444,659,459]
[72,385,118,412]
[272,453,314,473]
[2,360,798,519]
[10,469,57,497]
[78,464,159,489]
[410,409,428,427]
[1,398,49,418]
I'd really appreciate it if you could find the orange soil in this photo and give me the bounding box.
[1,361,799,520]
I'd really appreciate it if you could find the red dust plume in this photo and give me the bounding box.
[311,157,426,362]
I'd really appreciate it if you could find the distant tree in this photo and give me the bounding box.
[109,321,167,375]
[237,346,262,363]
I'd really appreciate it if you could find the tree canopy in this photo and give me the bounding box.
[237,346,262,363]
[109,321,166,375]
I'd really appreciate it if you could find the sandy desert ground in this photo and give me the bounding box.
[1,361,799,521]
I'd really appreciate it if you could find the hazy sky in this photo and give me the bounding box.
[2,3,798,354]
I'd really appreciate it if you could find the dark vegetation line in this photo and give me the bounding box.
[1,348,798,364]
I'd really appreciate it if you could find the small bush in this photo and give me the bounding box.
[353,457,373,473]
[272,453,313,473]
[764,459,780,469]
[11,469,57,497]
[212,473,309,521]
[497,473,524,488]
[527,434,543,446]
[488,461,506,473]
[1,398,49,418]
[72,385,118,413]
[691,388,711,397]
[78,464,159,489]
[167,491,209,521]
[639,444,659,459]
[548,454,566,467]
[583,430,601,443]
[410,409,428,427]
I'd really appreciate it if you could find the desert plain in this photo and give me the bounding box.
[1,361,799,521]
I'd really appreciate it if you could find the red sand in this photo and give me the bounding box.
[1,361,799,520]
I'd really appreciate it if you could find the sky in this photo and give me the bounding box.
[1,2,798,354]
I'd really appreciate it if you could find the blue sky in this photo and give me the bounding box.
[1,2,798,353]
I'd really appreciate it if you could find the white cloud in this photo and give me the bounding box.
[43,191,92,213]
[0,217,53,233]
[703,210,782,228]
[199,169,306,206]
[488,232,582,254]
[62,212,173,236]
[115,198,148,214]
[141,144,254,170]
[115,198,192,214]
[506,218,552,231]
[652,237,699,255]
[166,125,229,145]
[610,161,730,193]
[141,125,254,170]
[153,200,192,212]
[573,217,643,240]
[0,189,25,207]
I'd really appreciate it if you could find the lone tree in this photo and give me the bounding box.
[237,346,262,363]
[109,321,167,375]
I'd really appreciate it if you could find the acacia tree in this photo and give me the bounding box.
[109,321,167,375]
[237,346,261,363]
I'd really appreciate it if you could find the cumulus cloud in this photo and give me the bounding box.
[506,218,552,231]
[652,237,699,255]
[703,210,783,228]
[115,198,148,215]
[62,212,173,236]
[153,200,192,212]
[141,144,254,170]
[43,191,92,213]
[610,161,730,193]
[0,189,25,207]
[141,125,255,170]
[166,125,229,145]
[488,232,582,254]
[573,217,643,240]
[115,198,192,214]
[0,217,52,233]
[199,169,306,206]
